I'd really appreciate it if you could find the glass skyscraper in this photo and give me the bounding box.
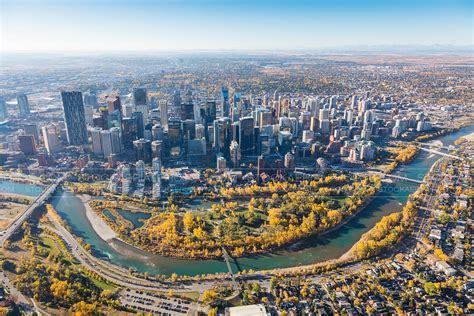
[61,91,88,145]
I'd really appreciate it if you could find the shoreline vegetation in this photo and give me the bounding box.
[384,145,420,174]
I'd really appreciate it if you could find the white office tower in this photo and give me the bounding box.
[417,120,432,132]
[159,100,169,130]
[229,140,241,168]
[152,171,161,199]
[363,110,375,126]
[308,97,321,116]
[319,119,330,135]
[319,108,329,120]
[351,95,359,110]
[90,128,102,155]
[42,124,62,154]
[122,104,134,118]
[100,130,113,158]
[110,127,122,154]
[136,160,145,182]
[84,105,94,125]
[302,130,314,143]
[195,124,205,140]
[344,109,354,126]
[360,142,375,161]
[217,155,226,171]
[152,157,161,172]
[358,100,369,113]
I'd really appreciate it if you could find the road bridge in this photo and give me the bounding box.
[0,173,68,247]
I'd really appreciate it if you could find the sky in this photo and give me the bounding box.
[1,0,473,52]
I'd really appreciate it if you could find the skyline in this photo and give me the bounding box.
[1,0,473,52]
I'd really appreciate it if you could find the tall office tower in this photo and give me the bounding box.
[132,111,145,138]
[17,94,30,117]
[100,130,114,158]
[277,131,292,155]
[181,101,194,121]
[133,139,152,163]
[329,95,337,109]
[159,100,169,130]
[200,100,217,125]
[319,108,329,120]
[182,119,196,141]
[107,109,122,129]
[259,110,272,128]
[122,104,134,118]
[23,124,40,144]
[319,119,330,136]
[61,91,88,145]
[300,111,311,131]
[151,140,163,159]
[0,99,8,119]
[84,105,94,125]
[344,109,354,126]
[173,90,181,114]
[229,140,241,168]
[18,135,36,155]
[167,118,182,146]
[107,96,121,113]
[152,171,161,199]
[42,125,62,154]
[91,128,103,156]
[136,160,145,182]
[213,118,232,158]
[221,86,229,117]
[121,117,138,150]
[109,127,122,154]
[133,88,147,106]
[310,117,319,132]
[351,95,359,110]
[239,117,255,155]
[358,100,369,113]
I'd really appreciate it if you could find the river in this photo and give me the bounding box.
[1,125,473,276]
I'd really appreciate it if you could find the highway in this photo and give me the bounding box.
[0,173,68,247]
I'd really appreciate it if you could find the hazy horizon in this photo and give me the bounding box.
[2,0,473,52]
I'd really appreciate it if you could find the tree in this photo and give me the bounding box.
[202,290,218,305]
[183,211,195,232]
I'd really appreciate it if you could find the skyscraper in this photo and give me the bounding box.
[61,91,88,145]
[0,99,9,119]
[17,94,30,117]
[239,116,255,155]
[18,135,36,155]
[133,88,147,106]
[222,86,229,117]
[42,124,62,154]
[159,100,169,130]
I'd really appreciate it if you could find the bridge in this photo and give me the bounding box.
[417,147,465,160]
[0,173,68,247]
[221,247,239,291]
[384,174,423,184]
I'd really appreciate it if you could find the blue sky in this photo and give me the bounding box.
[1,0,472,51]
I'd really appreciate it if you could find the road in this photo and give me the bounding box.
[0,173,68,247]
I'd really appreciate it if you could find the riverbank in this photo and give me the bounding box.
[79,194,117,242]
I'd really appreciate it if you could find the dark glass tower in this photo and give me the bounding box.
[61,91,88,145]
